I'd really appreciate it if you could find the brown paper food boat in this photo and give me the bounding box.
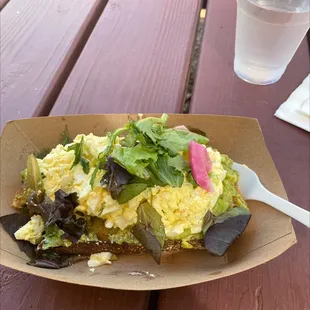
[0,114,296,290]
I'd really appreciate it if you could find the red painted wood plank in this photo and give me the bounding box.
[0,0,9,10]
[158,1,310,310]
[0,266,149,310]
[51,0,202,115]
[0,0,107,131]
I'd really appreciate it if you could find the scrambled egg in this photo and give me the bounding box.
[87,252,113,267]
[150,147,226,238]
[37,134,110,199]
[36,134,227,240]
[14,215,45,244]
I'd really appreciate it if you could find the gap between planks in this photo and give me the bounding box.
[182,9,207,113]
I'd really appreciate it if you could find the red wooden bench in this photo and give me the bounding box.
[1,0,309,309]
[0,0,107,131]
[51,0,201,115]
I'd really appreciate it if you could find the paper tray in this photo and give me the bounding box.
[0,114,296,290]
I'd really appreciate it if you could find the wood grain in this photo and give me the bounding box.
[0,266,149,310]
[0,0,108,131]
[158,1,310,310]
[51,0,201,115]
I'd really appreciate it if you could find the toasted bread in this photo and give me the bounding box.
[55,239,205,256]
[55,183,246,257]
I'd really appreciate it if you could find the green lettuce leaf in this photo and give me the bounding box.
[120,122,139,148]
[89,164,100,189]
[148,154,184,187]
[41,224,64,250]
[99,127,128,162]
[120,130,137,147]
[67,136,90,174]
[95,115,209,192]
[80,157,90,174]
[67,136,84,168]
[117,183,148,204]
[158,128,209,155]
[134,114,168,143]
[167,154,188,172]
[132,114,208,156]
[112,144,157,179]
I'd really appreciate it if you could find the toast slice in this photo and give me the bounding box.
[55,239,205,256]
[55,183,247,257]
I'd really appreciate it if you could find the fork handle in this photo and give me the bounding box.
[252,186,310,227]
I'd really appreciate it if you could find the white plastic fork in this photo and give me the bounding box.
[233,162,310,228]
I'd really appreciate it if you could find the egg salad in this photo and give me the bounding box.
[2,114,250,268]
[87,251,117,267]
[36,134,226,238]
[14,215,44,245]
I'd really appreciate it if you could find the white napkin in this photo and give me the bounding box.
[275,74,310,132]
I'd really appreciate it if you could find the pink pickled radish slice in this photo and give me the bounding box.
[189,141,213,192]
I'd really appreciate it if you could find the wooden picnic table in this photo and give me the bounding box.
[1,0,309,309]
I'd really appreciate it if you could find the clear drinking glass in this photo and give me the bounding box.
[234,0,310,85]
